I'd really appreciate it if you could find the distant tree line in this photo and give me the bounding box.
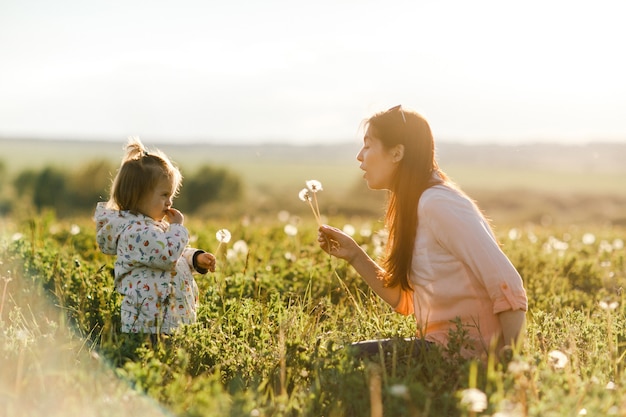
[0,159,242,218]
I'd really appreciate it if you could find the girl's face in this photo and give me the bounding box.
[356,126,402,190]
[137,177,174,220]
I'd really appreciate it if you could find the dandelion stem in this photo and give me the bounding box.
[312,192,322,224]
[308,200,322,226]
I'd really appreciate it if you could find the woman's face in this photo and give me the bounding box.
[356,126,401,190]
[137,177,174,220]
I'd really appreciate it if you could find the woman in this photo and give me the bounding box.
[318,105,527,358]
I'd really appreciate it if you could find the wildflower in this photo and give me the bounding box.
[582,233,596,245]
[599,240,613,253]
[215,228,232,256]
[507,360,530,375]
[459,388,487,413]
[343,224,356,236]
[548,350,569,370]
[232,240,248,255]
[284,224,298,237]
[578,408,587,415]
[389,384,409,399]
[306,179,323,192]
[277,210,290,223]
[298,179,323,226]
[599,300,619,311]
[508,228,521,240]
[606,381,616,390]
[216,229,231,244]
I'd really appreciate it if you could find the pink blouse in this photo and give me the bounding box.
[394,184,528,357]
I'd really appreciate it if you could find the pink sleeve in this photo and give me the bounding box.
[394,289,414,316]
[422,189,528,314]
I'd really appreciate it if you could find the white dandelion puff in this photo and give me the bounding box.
[599,300,619,311]
[298,180,323,226]
[216,229,231,243]
[298,188,311,202]
[459,388,487,413]
[277,210,290,223]
[548,350,569,370]
[508,228,521,240]
[343,224,356,236]
[232,240,248,255]
[306,179,323,192]
[582,233,596,245]
[507,360,530,375]
[389,384,409,399]
[284,224,298,237]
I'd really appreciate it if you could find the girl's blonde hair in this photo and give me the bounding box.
[108,137,182,213]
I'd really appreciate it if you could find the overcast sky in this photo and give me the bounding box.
[1,0,625,145]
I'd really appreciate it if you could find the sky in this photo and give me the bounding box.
[1,0,625,145]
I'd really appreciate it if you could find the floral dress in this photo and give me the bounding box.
[95,202,202,334]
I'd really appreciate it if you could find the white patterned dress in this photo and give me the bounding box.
[95,202,202,334]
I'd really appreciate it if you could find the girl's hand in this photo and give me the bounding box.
[318,224,360,263]
[165,208,184,224]
[196,252,216,272]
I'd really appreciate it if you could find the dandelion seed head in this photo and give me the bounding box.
[599,240,613,253]
[582,232,596,245]
[389,384,409,398]
[306,179,323,192]
[216,229,231,243]
[277,210,290,223]
[233,240,248,254]
[599,300,619,311]
[284,224,298,237]
[360,225,372,238]
[578,408,588,415]
[548,350,569,369]
[613,238,624,250]
[70,224,81,235]
[507,360,530,375]
[459,388,487,413]
[11,233,23,241]
[298,188,311,202]
[508,228,521,240]
[606,381,616,390]
[343,224,356,236]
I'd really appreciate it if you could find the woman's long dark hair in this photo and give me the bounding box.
[367,106,447,290]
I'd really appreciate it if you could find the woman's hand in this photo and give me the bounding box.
[318,225,361,263]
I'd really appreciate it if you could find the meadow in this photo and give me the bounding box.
[1,139,626,416]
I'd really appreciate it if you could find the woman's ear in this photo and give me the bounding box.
[392,144,405,163]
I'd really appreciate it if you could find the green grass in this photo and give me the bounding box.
[1,210,626,416]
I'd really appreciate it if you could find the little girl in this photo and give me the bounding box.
[95,137,216,334]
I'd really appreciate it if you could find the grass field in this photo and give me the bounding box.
[1,137,626,415]
[1,211,625,416]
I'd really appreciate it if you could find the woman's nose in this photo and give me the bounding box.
[356,148,364,162]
